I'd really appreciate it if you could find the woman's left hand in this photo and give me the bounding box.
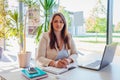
[60,59,69,65]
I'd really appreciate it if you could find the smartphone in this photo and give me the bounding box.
[27,67,38,74]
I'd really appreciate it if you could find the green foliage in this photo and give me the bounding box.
[35,24,43,43]
[86,17,106,33]
[8,10,19,34]
[0,0,14,40]
[8,10,24,49]
[39,0,55,12]
[94,17,107,32]
[39,0,56,31]
[8,10,18,36]
[0,0,21,50]
[35,0,56,43]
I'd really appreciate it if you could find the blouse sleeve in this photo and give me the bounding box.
[35,33,52,67]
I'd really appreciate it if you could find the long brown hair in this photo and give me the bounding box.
[49,12,70,49]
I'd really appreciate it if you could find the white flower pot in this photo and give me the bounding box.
[18,51,31,68]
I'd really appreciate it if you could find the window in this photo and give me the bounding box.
[113,0,120,56]
[59,0,107,55]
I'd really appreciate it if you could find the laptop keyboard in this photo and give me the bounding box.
[86,60,101,67]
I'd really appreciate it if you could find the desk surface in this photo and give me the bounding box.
[0,56,120,80]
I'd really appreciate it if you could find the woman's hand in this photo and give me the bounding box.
[55,60,67,68]
[61,58,69,65]
[49,60,67,68]
[49,58,73,68]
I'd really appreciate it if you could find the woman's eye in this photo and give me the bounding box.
[60,21,63,23]
[54,20,58,23]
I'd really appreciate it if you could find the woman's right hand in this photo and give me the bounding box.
[49,60,67,68]
[55,60,67,68]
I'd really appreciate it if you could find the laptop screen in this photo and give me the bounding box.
[100,43,117,69]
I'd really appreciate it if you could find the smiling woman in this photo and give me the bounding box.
[36,12,78,68]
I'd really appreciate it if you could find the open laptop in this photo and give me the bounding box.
[78,43,117,70]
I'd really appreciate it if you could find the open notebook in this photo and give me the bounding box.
[42,63,77,75]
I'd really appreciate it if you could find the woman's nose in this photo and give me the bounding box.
[57,22,61,26]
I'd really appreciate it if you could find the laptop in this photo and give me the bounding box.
[78,43,117,70]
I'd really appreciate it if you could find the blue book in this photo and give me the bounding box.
[21,67,47,79]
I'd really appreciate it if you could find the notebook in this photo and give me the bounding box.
[21,67,48,80]
[78,43,117,70]
[42,62,77,75]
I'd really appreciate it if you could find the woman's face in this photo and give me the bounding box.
[52,15,64,32]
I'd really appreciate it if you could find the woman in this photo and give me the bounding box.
[36,12,77,68]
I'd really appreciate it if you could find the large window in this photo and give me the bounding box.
[59,0,108,55]
[113,0,120,56]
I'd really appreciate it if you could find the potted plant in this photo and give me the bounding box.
[9,10,31,67]
[9,7,32,67]
[14,0,39,68]
[0,0,30,63]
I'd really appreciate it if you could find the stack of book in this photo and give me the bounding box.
[21,67,48,80]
